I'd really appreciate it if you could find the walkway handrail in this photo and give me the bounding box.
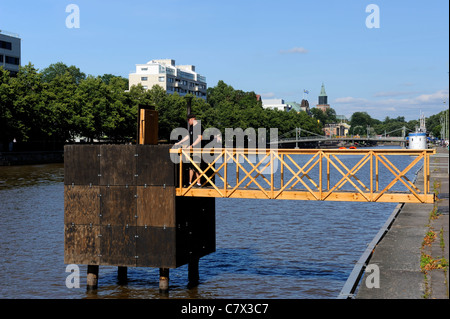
[169,148,436,203]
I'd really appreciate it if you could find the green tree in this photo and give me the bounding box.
[9,63,50,143]
[41,62,86,84]
[349,112,381,135]
[426,111,447,138]
[0,67,17,148]
[43,71,78,142]
[100,74,129,88]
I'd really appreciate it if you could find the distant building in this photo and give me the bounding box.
[336,115,348,123]
[262,98,287,111]
[286,99,311,114]
[324,123,350,137]
[129,59,207,99]
[0,30,21,76]
[286,101,301,112]
[316,83,330,113]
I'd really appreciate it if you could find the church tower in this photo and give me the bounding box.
[316,83,330,113]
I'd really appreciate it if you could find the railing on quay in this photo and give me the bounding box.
[169,148,436,204]
[270,136,406,144]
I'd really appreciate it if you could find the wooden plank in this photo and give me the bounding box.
[137,186,175,227]
[276,191,432,203]
[64,145,100,185]
[136,226,177,268]
[100,145,136,186]
[177,188,434,203]
[138,108,158,145]
[64,224,100,265]
[100,225,136,267]
[136,145,175,186]
[100,186,137,226]
[64,185,100,225]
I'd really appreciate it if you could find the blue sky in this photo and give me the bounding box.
[1,0,448,121]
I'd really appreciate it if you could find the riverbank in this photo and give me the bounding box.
[354,147,449,299]
[0,151,63,166]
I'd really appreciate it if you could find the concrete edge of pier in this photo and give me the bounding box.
[339,147,449,299]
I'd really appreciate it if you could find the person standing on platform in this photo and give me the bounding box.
[175,114,202,187]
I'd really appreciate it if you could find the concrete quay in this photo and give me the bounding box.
[355,147,449,299]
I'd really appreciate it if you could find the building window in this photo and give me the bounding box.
[158,76,165,82]
[0,55,3,63]
[141,77,148,81]
[141,68,148,71]
[5,56,19,65]
[143,86,148,90]
[0,40,12,50]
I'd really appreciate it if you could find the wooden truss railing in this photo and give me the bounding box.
[169,148,436,203]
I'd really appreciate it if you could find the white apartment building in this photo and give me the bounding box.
[129,59,207,100]
[0,30,21,76]
[261,98,287,111]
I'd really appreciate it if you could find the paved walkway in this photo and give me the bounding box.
[356,147,449,299]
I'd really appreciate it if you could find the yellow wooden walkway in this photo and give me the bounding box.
[170,148,436,203]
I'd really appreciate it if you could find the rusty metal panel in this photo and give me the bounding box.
[64,224,100,265]
[100,186,137,226]
[100,225,136,267]
[64,145,100,185]
[136,226,176,268]
[136,186,175,227]
[64,185,100,225]
[136,145,175,186]
[100,145,137,186]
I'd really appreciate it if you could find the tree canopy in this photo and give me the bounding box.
[0,62,445,151]
[349,111,425,137]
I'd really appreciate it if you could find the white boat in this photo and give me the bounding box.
[408,113,427,149]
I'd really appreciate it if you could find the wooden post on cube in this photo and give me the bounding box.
[138,105,158,145]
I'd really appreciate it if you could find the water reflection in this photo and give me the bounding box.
[0,163,64,189]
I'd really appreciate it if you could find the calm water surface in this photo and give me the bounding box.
[0,147,417,299]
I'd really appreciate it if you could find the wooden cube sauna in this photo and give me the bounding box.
[64,108,215,290]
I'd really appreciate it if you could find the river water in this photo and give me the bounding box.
[0,146,419,299]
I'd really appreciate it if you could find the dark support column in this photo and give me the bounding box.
[159,268,170,293]
[118,266,127,284]
[86,265,99,290]
[188,257,199,288]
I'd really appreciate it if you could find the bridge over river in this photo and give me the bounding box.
[269,127,409,147]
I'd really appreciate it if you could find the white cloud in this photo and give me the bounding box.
[279,47,309,54]
[332,89,449,120]
[415,89,448,103]
[373,91,419,98]
[334,97,368,104]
